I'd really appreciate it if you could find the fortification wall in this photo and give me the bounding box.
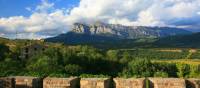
[186,78,200,88]
[0,77,15,88]
[149,78,186,88]
[114,78,145,88]
[13,76,42,88]
[80,78,111,88]
[0,76,200,88]
[43,77,79,88]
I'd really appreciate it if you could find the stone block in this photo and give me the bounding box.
[43,77,79,88]
[149,78,186,88]
[80,78,111,88]
[114,78,145,88]
[14,76,42,88]
[0,77,15,88]
[186,78,200,88]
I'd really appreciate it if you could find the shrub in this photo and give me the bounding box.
[189,64,200,78]
[65,64,82,75]
[176,63,190,78]
[120,58,153,78]
[154,71,169,77]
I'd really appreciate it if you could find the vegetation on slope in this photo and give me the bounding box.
[0,38,200,78]
[46,32,200,49]
[155,32,200,48]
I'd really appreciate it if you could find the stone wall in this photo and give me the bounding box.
[43,77,79,88]
[80,78,111,88]
[0,77,15,88]
[14,76,42,88]
[114,78,145,88]
[0,77,200,88]
[186,78,200,88]
[149,78,186,88]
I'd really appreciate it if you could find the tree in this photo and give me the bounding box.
[189,64,200,78]
[0,43,10,60]
[120,51,132,64]
[154,71,168,77]
[121,58,153,78]
[106,50,119,61]
[65,64,82,75]
[176,63,190,78]
[26,48,64,76]
[0,58,22,76]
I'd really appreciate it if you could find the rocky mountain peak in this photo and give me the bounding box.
[72,22,191,39]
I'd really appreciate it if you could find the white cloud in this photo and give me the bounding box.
[0,33,5,37]
[25,7,32,11]
[0,11,70,39]
[67,0,200,26]
[0,0,200,39]
[136,10,163,26]
[67,0,154,24]
[36,0,54,13]
[169,2,199,18]
[0,0,70,39]
[198,12,200,15]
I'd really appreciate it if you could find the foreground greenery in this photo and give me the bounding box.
[0,39,200,78]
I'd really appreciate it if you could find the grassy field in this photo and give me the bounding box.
[153,59,200,65]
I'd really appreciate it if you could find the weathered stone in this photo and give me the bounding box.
[43,77,80,88]
[149,78,186,88]
[20,43,47,59]
[114,78,145,88]
[80,78,111,88]
[14,76,42,88]
[186,78,200,88]
[0,80,3,88]
[0,77,15,88]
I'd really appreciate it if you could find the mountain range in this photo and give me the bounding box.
[71,22,191,39]
[0,22,199,49]
[45,22,197,48]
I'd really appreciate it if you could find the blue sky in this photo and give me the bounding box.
[0,0,79,17]
[0,0,200,39]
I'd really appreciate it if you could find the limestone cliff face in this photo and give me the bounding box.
[72,23,113,35]
[72,23,191,39]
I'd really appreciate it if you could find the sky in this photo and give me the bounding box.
[0,0,200,39]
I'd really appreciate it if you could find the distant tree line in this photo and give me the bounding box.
[0,42,200,78]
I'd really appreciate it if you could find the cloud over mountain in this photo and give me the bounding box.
[0,0,200,39]
[69,0,200,26]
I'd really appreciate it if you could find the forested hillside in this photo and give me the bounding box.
[0,38,200,78]
[155,32,200,48]
[46,32,200,49]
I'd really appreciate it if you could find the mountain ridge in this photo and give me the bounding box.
[44,23,195,49]
[71,22,192,39]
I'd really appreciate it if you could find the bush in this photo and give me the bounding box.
[154,71,169,77]
[189,64,200,78]
[176,63,190,78]
[65,64,82,75]
[152,62,178,77]
[0,43,10,61]
[26,54,64,76]
[120,58,153,78]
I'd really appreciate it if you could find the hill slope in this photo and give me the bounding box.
[155,32,200,48]
[45,32,159,49]
[45,23,192,48]
[46,32,200,49]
